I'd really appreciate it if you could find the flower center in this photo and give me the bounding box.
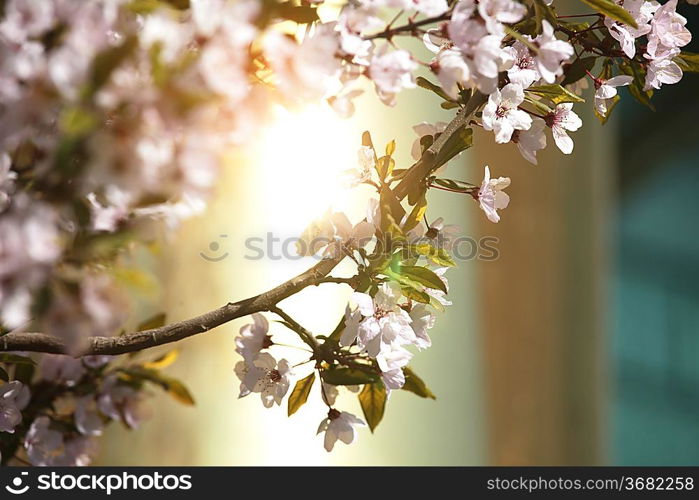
[517,55,533,69]
[495,105,508,118]
[373,307,389,320]
[269,370,281,383]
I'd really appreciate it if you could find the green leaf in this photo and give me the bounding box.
[432,127,473,169]
[416,76,454,102]
[379,186,406,236]
[59,107,97,137]
[84,35,137,97]
[143,350,178,370]
[401,286,431,304]
[288,373,315,416]
[408,243,456,267]
[402,367,436,400]
[123,367,195,406]
[523,96,554,116]
[0,367,8,382]
[400,266,448,294]
[526,84,585,104]
[578,0,638,29]
[137,312,166,331]
[562,56,596,86]
[323,367,379,386]
[402,193,427,233]
[619,60,655,110]
[0,354,36,366]
[432,178,478,194]
[359,382,387,432]
[674,51,699,73]
[376,155,395,181]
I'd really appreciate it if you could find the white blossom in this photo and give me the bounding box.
[532,21,574,83]
[369,47,417,106]
[478,166,511,223]
[0,381,30,433]
[340,283,416,357]
[512,117,547,165]
[98,375,144,429]
[317,409,365,452]
[594,75,633,116]
[504,41,541,88]
[546,103,582,154]
[235,313,272,363]
[482,83,532,144]
[235,353,293,408]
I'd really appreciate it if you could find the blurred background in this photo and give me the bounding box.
[95,6,699,466]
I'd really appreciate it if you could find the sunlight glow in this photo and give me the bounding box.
[251,104,365,464]
[256,105,357,235]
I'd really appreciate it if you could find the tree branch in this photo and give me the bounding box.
[0,93,487,358]
[0,255,343,356]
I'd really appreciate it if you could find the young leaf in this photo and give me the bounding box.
[408,243,457,267]
[400,265,448,294]
[377,155,395,181]
[137,312,167,331]
[416,76,454,102]
[674,52,699,73]
[0,354,36,366]
[432,178,478,194]
[402,367,437,400]
[432,127,473,169]
[85,35,137,97]
[401,286,432,304]
[385,140,396,157]
[359,382,387,433]
[402,193,427,233]
[526,84,585,104]
[143,350,179,370]
[123,367,195,406]
[562,56,596,86]
[323,367,379,385]
[578,0,638,28]
[288,373,315,416]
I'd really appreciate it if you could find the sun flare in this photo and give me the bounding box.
[256,105,358,235]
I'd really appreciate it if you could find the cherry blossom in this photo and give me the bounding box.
[341,283,416,357]
[532,21,574,83]
[482,83,532,144]
[317,409,366,452]
[512,117,547,165]
[235,353,293,408]
[369,47,418,106]
[594,75,633,117]
[504,41,541,88]
[235,313,272,363]
[478,166,511,223]
[0,381,30,433]
[545,103,582,154]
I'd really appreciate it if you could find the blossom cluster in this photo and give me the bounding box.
[1,350,190,465]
